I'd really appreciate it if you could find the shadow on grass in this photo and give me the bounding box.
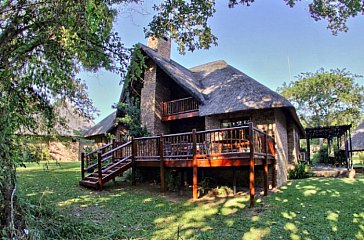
[17,162,364,240]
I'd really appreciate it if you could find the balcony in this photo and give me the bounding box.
[161,97,199,121]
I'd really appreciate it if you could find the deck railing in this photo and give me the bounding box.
[82,124,276,168]
[161,97,199,116]
[81,122,276,206]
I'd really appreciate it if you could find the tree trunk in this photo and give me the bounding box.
[0,136,19,238]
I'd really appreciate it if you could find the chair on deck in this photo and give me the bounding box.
[164,142,173,156]
[178,142,193,155]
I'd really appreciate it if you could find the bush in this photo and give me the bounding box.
[22,200,101,240]
[288,163,311,179]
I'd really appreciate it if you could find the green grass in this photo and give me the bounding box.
[17,162,364,240]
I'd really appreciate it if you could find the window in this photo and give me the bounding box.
[221,118,251,128]
[221,118,251,139]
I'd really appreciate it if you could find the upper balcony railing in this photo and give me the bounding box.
[161,97,199,120]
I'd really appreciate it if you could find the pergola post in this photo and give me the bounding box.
[306,137,310,164]
[348,128,353,168]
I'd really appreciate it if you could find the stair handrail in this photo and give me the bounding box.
[84,155,113,172]
[81,142,113,176]
[96,141,132,190]
[102,155,132,174]
[100,141,132,158]
[85,142,112,157]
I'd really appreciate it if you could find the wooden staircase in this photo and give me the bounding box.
[79,141,134,190]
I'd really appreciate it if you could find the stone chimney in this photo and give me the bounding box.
[147,36,171,61]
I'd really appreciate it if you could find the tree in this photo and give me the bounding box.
[0,0,136,237]
[147,0,364,53]
[277,68,364,128]
[1,0,363,237]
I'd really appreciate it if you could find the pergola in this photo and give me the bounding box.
[304,125,352,168]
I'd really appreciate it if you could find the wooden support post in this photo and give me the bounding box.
[348,128,353,169]
[159,134,166,192]
[264,134,268,196]
[97,152,103,191]
[192,129,198,199]
[112,139,116,162]
[81,152,85,179]
[178,170,183,196]
[272,139,277,188]
[248,122,255,207]
[306,137,310,165]
[131,138,136,186]
[344,132,349,169]
[232,167,237,195]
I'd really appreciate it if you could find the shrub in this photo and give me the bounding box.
[288,163,311,179]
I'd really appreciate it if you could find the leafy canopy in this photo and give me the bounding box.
[278,68,364,128]
[0,0,138,237]
[147,0,364,53]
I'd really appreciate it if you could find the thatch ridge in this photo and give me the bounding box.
[189,60,293,116]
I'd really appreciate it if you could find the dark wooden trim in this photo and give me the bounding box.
[112,139,116,162]
[161,158,273,168]
[136,160,160,167]
[233,167,237,195]
[264,134,268,196]
[249,122,255,208]
[97,152,103,191]
[131,138,136,186]
[272,139,277,188]
[192,129,198,199]
[306,137,310,165]
[81,152,85,179]
[85,142,112,157]
[159,134,166,192]
[162,111,199,121]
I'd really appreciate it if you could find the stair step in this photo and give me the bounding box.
[79,179,98,188]
[84,176,98,181]
[81,156,133,190]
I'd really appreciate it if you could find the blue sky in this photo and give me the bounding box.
[80,1,364,123]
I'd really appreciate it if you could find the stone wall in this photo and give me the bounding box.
[274,109,289,187]
[204,109,293,187]
[205,116,220,130]
[204,109,275,134]
[154,69,171,134]
[287,122,300,164]
[140,60,158,135]
[140,59,173,135]
[147,36,171,60]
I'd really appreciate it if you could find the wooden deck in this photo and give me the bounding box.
[80,123,277,207]
[161,97,199,121]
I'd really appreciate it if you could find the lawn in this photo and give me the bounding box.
[17,162,364,240]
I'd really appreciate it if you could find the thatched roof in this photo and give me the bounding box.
[190,60,294,116]
[140,44,205,103]
[87,44,304,138]
[139,45,303,132]
[83,111,116,138]
[351,121,364,151]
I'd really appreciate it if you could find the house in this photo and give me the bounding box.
[350,121,364,152]
[83,111,118,143]
[82,37,304,204]
[19,100,94,161]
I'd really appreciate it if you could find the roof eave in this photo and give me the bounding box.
[139,44,205,104]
